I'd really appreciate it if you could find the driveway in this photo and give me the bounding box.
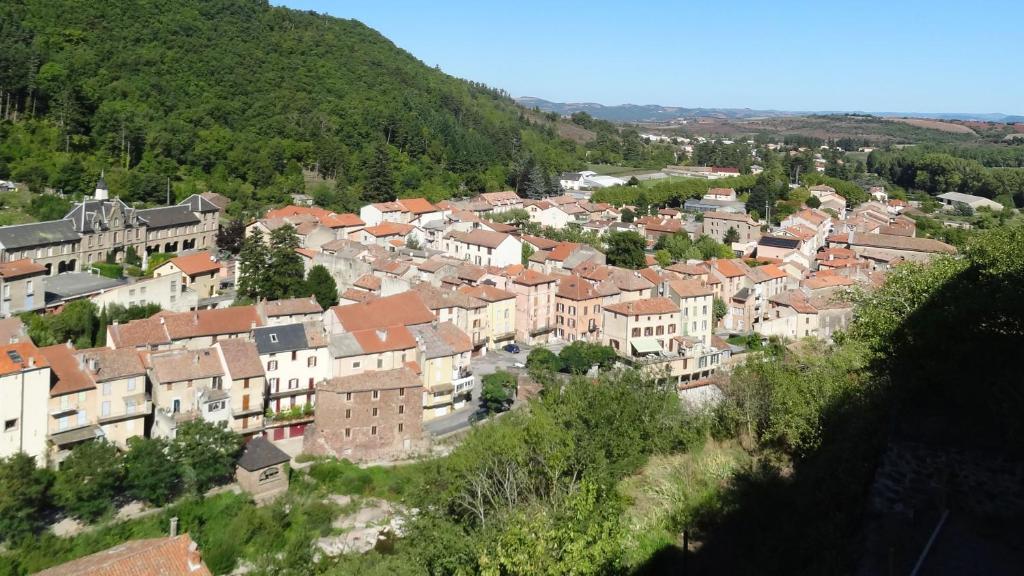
[423,340,565,437]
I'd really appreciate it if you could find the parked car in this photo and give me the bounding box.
[502,343,521,354]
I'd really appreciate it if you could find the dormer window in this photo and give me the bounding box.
[269,333,278,343]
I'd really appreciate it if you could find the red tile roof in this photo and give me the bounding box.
[512,269,557,287]
[263,296,322,317]
[39,344,92,396]
[351,325,416,354]
[353,275,382,291]
[556,275,602,301]
[363,223,416,237]
[161,307,263,340]
[164,252,221,277]
[33,534,212,576]
[604,297,680,316]
[449,229,511,249]
[321,367,421,393]
[0,258,46,279]
[520,235,560,250]
[216,339,264,379]
[548,242,581,262]
[458,284,516,302]
[668,279,713,299]
[330,292,435,332]
[0,341,47,376]
[397,197,439,214]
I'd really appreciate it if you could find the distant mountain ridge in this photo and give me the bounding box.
[516,97,1024,124]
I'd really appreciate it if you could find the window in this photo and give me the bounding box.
[102,382,111,396]
[371,425,377,436]
[288,378,299,390]
[644,327,653,337]
[352,361,360,369]
[267,360,278,371]
[243,378,250,389]
[344,428,351,438]
[668,324,676,334]
[127,377,136,391]
[25,280,32,296]
[398,388,405,397]
[345,392,352,401]
[376,358,383,369]
[3,419,16,432]
[269,377,279,389]
[101,401,111,417]
[372,390,379,400]
[656,326,664,335]
[372,407,378,417]
[631,328,640,337]
[345,409,351,418]
[398,423,404,433]
[398,405,405,415]
[269,333,278,343]
[291,351,297,361]
[307,356,317,367]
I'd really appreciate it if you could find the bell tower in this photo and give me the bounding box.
[95,171,109,200]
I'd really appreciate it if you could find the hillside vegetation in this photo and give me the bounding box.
[0,0,581,213]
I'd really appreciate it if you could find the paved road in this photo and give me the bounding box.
[423,341,566,437]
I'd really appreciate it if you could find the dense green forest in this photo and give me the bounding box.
[0,0,584,215]
[867,145,1024,207]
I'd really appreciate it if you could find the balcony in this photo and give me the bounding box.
[98,400,152,424]
[491,330,516,343]
[50,405,78,418]
[529,325,554,336]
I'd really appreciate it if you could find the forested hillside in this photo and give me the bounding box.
[0,0,581,213]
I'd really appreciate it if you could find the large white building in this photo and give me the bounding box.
[0,342,53,462]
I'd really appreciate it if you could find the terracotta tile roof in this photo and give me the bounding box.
[404,360,422,375]
[330,291,435,332]
[33,534,212,576]
[412,283,485,310]
[417,256,460,273]
[457,284,515,302]
[295,247,318,259]
[480,190,522,205]
[161,252,221,277]
[303,321,329,348]
[816,247,856,261]
[263,296,323,317]
[265,205,363,229]
[40,344,93,397]
[0,341,47,377]
[397,197,439,214]
[790,208,829,226]
[604,297,680,316]
[0,258,46,279]
[666,262,708,276]
[340,288,377,303]
[747,264,788,282]
[512,269,557,287]
[708,187,736,196]
[547,194,578,206]
[448,229,511,249]
[638,267,665,285]
[456,264,487,281]
[149,348,224,384]
[710,259,746,278]
[784,224,816,241]
[607,268,655,291]
[107,317,170,349]
[639,218,683,233]
[369,201,405,213]
[0,317,26,344]
[704,211,757,225]
[669,279,713,299]
[353,275,382,291]
[827,232,956,254]
[161,307,263,340]
[520,235,560,250]
[363,222,416,237]
[77,347,146,382]
[482,221,517,234]
[351,325,416,354]
[435,321,473,354]
[547,242,580,262]
[802,275,856,290]
[556,275,601,301]
[321,367,421,393]
[215,339,264,379]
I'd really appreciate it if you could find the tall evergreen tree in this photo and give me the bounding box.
[266,225,305,300]
[237,227,269,300]
[363,142,395,203]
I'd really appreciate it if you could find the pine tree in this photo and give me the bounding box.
[237,227,269,299]
[266,225,305,300]
[363,142,395,203]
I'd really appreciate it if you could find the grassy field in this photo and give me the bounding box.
[587,163,657,177]
[639,175,697,188]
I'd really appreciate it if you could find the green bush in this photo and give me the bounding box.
[123,265,143,277]
[90,262,123,279]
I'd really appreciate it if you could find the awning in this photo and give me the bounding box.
[631,338,664,355]
[49,424,105,446]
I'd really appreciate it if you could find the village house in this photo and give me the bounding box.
[411,284,489,353]
[0,259,46,316]
[702,211,761,244]
[808,185,847,215]
[781,208,832,252]
[305,367,425,463]
[827,231,956,263]
[235,437,291,500]
[442,229,521,268]
[106,306,265,350]
[355,222,420,248]
[213,339,267,437]
[408,322,474,419]
[258,296,324,325]
[253,322,330,419]
[506,269,558,344]
[478,190,524,213]
[91,271,198,313]
[457,284,518,350]
[147,347,227,439]
[359,198,444,228]
[153,251,223,299]
[666,279,714,343]
[603,297,682,356]
[555,275,604,343]
[0,342,51,462]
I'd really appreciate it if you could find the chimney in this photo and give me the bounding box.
[187,540,203,572]
[847,225,854,244]
[66,339,74,350]
[376,329,387,342]
[170,517,179,537]
[28,356,35,368]
[159,317,165,325]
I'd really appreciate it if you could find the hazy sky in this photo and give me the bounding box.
[276,0,1023,114]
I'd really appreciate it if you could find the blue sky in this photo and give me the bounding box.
[277,1,1023,114]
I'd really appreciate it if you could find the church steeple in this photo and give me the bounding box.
[95,171,109,200]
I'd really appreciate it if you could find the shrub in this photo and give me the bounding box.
[90,262,123,279]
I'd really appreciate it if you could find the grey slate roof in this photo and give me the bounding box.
[328,333,364,359]
[64,199,139,233]
[178,194,221,214]
[136,205,200,229]
[408,324,455,360]
[0,220,80,249]
[253,323,309,354]
[236,437,290,471]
